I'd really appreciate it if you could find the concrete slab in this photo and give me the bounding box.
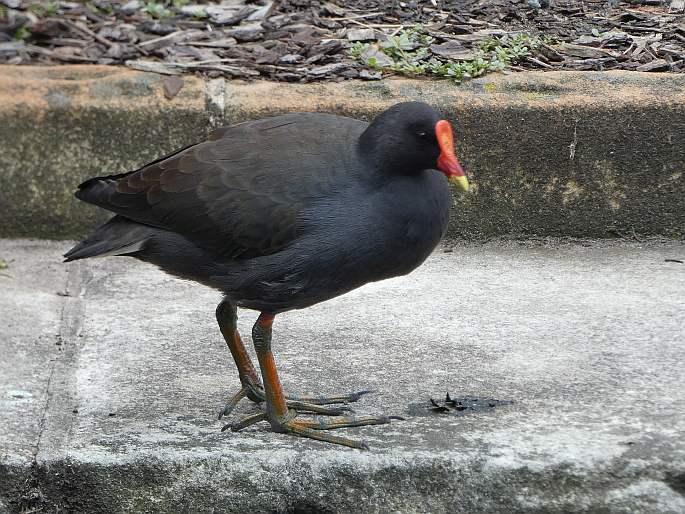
[1,239,684,513]
[0,239,72,510]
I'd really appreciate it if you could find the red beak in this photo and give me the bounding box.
[435,120,469,191]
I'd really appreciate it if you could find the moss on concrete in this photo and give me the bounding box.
[448,103,685,239]
[0,67,208,239]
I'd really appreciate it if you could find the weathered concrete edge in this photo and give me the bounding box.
[4,448,685,513]
[0,65,683,240]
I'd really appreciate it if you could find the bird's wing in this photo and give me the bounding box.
[76,113,366,259]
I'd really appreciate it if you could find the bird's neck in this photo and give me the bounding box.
[357,129,420,177]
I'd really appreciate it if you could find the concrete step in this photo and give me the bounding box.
[1,239,684,513]
[0,66,684,240]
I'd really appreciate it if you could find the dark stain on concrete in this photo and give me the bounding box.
[88,76,158,99]
[44,85,79,109]
[0,103,208,239]
[407,396,514,417]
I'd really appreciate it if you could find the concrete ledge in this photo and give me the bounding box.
[0,66,684,240]
[1,239,684,512]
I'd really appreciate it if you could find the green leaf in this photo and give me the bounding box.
[13,26,31,41]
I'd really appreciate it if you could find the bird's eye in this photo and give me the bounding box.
[417,131,428,139]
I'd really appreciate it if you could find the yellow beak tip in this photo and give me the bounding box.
[449,175,469,192]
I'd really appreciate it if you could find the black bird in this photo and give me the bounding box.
[64,101,469,449]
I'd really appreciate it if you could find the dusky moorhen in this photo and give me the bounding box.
[64,101,469,449]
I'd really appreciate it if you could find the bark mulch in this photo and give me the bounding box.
[1,0,684,84]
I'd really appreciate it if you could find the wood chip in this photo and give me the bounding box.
[359,69,382,80]
[636,58,670,71]
[321,2,346,17]
[451,29,507,43]
[430,41,476,60]
[670,0,685,12]
[224,23,264,42]
[2,0,682,79]
[308,62,348,76]
[556,42,616,59]
[162,75,184,99]
[187,38,238,49]
[126,60,182,75]
[360,45,394,67]
[137,30,184,50]
[346,28,376,41]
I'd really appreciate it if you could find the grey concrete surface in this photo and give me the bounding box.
[1,66,684,240]
[1,238,684,513]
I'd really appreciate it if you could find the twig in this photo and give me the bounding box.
[527,56,553,68]
[60,18,115,48]
[168,58,247,66]
[137,30,185,48]
[346,18,378,31]
[365,23,420,28]
[324,13,382,21]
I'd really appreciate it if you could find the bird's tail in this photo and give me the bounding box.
[63,215,151,262]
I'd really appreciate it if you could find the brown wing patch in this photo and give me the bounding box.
[115,153,202,195]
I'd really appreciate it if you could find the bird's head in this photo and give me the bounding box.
[359,101,469,191]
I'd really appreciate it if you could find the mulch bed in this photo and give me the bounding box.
[1,0,684,83]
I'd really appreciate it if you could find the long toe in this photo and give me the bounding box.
[285,400,354,416]
[279,412,399,449]
[220,407,400,450]
[219,386,372,419]
[284,389,374,405]
[223,412,267,432]
[292,414,394,430]
[218,382,267,419]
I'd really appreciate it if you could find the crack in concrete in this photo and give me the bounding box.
[205,78,226,131]
[21,260,88,511]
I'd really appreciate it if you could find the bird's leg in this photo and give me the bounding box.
[216,299,263,411]
[216,300,358,418]
[229,313,396,450]
[251,313,289,425]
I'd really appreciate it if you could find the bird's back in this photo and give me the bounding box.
[73,112,368,261]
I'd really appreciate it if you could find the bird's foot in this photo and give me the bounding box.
[218,380,373,419]
[224,408,401,450]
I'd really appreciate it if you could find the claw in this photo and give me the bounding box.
[225,412,267,432]
[218,386,248,419]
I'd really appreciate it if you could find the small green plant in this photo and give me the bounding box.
[87,1,113,14]
[480,34,540,65]
[13,25,31,41]
[28,2,59,17]
[427,57,496,81]
[349,27,543,83]
[143,1,172,19]
[349,41,368,59]
[381,27,433,61]
[0,259,11,279]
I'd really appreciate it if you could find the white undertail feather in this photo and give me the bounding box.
[96,240,146,258]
